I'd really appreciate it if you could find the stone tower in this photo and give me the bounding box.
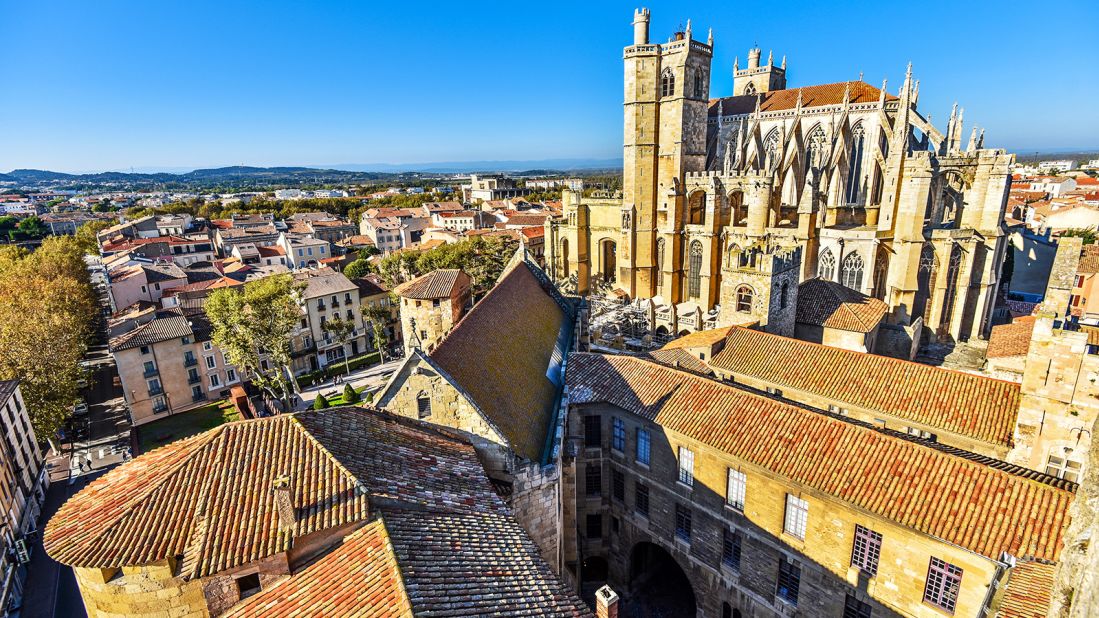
[732,47,786,95]
[718,243,801,336]
[622,10,712,299]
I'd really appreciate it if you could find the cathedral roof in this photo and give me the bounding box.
[567,353,1073,562]
[796,278,888,333]
[708,80,896,117]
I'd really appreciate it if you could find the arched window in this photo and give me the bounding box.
[687,241,703,298]
[661,69,675,98]
[726,243,742,269]
[687,191,706,225]
[694,71,705,98]
[818,248,836,281]
[560,239,570,278]
[416,391,431,419]
[780,281,789,309]
[655,237,665,293]
[805,125,827,172]
[763,129,780,173]
[744,82,757,96]
[841,252,864,291]
[735,285,754,313]
[845,123,866,204]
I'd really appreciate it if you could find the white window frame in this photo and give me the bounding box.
[205,355,216,369]
[784,494,809,540]
[677,447,694,487]
[726,468,746,511]
[208,373,221,389]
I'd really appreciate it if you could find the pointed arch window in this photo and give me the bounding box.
[763,130,780,173]
[744,82,757,96]
[735,285,754,313]
[694,71,705,98]
[846,123,866,204]
[687,240,704,299]
[818,249,836,281]
[806,126,828,172]
[655,237,666,293]
[841,252,864,291]
[661,69,675,98]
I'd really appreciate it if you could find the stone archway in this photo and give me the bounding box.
[627,542,697,617]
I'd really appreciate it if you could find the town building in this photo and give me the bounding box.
[286,213,357,243]
[546,10,1015,348]
[292,268,369,374]
[43,407,591,617]
[0,381,48,616]
[276,233,331,270]
[105,261,189,313]
[462,174,533,203]
[352,273,400,352]
[392,269,471,354]
[794,277,888,353]
[211,223,280,256]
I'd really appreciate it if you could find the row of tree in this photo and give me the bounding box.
[372,235,520,299]
[0,237,98,447]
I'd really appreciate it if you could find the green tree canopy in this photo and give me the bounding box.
[374,236,519,299]
[73,219,117,255]
[313,392,330,410]
[15,216,46,239]
[343,258,371,280]
[342,383,360,404]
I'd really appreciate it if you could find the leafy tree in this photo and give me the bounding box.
[15,216,46,239]
[91,201,113,213]
[0,216,18,234]
[342,383,360,404]
[374,236,519,299]
[321,316,356,375]
[206,274,304,413]
[313,392,330,410]
[364,304,392,361]
[364,390,374,404]
[74,219,117,255]
[343,258,371,280]
[1062,228,1098,245]
[358,246,380,260]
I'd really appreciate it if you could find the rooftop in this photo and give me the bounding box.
[709,80,896,117]
[796,278,889,333]
[995,559,1057,618]
[987,317,1038,359]
[392,269,469,300]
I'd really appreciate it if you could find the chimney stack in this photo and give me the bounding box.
[273,475,296,533]
[595,585,619,618]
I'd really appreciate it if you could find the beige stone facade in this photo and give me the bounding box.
[547,10,1013,345]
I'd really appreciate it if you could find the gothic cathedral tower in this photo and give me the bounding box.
[621,10,712,299]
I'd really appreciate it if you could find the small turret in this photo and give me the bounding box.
[632,8,650,45]
[748,47,761,69]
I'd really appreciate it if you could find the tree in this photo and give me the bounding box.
[15,216,46,239]
[1062,228,1098,245]
[364,305,392,361]
[206,274,304,413]
[344,258,371,280]
[0,216,17,235]
[374,236,518,298]
[342,383,360,404]
[313,392,330,410]
[91,200,113,213]
[74,219,117,255]
[321,316,356,375]
[358,246,380,260]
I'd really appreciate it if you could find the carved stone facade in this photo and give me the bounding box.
[546,9,1014,344]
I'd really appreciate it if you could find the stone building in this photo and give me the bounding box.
[292,267,369,374]
[43,407,591,617]
[392,269,472,354]
[794,278,888,353]
[564,352,1073,617]
[546,9,1014,346]
[377,253,578,572]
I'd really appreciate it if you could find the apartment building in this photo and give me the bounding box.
[292,268,369,374]
[277,233,332,270]
[110,311,240,426]
[0,381,47,615]
[105,261,189,312]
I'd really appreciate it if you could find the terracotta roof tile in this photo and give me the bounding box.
[796,278,888,333]
[660,326,733,351]
[645,348,714,376]
[995,559,1057,618]
[711,328,1021,447]
[392,269,469,300]
[987,317,1038,358]
[709,80,895,116]
[567,353,1073,562]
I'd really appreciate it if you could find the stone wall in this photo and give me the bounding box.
[73,561,210,618]
[1050,413,1099,617]
[512,461,562,572]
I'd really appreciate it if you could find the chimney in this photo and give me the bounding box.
[273,475,296,533]
[595,585,619,618]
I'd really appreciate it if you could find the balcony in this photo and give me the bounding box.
[153,405,169,414]
[317,303,327,311]
[192,392,207,403]
[148,386,165,396]
[143,367,159,378]
[332,300,340,308]
[184,356,198,367]
[188,375,201,385]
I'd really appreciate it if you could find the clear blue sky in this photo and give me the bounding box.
[2,0,1096,173]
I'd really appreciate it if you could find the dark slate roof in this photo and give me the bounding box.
[354,274,390,298]
[428,260,572,462]
[0,380,19,404]
[141,262,187,283]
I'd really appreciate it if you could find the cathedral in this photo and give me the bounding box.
[546,8,1014,346]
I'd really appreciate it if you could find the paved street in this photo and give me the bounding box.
[296,357,404,409]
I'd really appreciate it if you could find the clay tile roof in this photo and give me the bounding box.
[710,327,1022,447]
[796,278,888,333]
[645,347,714,376]
[995,559,1057,618]
[504,213,549,227]
[1077,245,1099,274]
[987,317,1038,358]
[44,408,505,576]
[429,260,573,462]
[1078,324,1099,347]
[709,80,895,116]
[660,326,734,351]
[567,353,1073,562]
[392,269,469,300]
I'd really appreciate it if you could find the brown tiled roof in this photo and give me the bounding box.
[109,314,194,351]
[223,520,413,618]
[392,269,469,300]
[995,559,1057,618]
[660,326,733,351]
[44,408,505,576]
[711,328,1021,447]
[987,317,1038,358]
[796,278,888,333]
[295,267,358,298]
[504,213,549,227]
[1077,244,1099,274]
[429,261,571,462]
[709,80,895,116]
[567,353,1073,562]
[645,348,714,376]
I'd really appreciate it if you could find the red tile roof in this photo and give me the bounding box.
[987,317,1038,359]
[567,353,1073,562]
[709,80,895,116]
[711,328,1021,447]
[796,278,888,333]
[392,269,470,300]
[994,559,1057,618]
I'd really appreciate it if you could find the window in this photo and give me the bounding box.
[203,341,213,351]
[726,468,746,510]
[140,345,150,355]
[147,378,162,394]
[677,447,694,486]
[735,285,753,313]
[851,525,883,575]
[612,417,626,452]
[844,594,872,618]
[205,356,216,369]
[209,373,221,388]
[636,428,650,465]
[586,513,602,539]
[722,529,741,570]
[776,558,801,605]
[674,504,692,542]
[818,249,836,281]
[143,360,156,375]
[660,69,675,97]
[584,415,601,448]
[635,482,650,517]
[181,335,190,344]
[416,392,431,419]
[841,252,865,291]
[780,282,789,309]
[585,463,602,496]
[687,241,703,298]
[845,124,866,204]
[1046,453,1082,483]
[236,573,261,599]
[610,469,626,502]
[693,71,704,98]
[923,557,963,613]
[784,494,808,540]
[226,368,237,383]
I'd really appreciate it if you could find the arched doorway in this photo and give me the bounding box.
[600,239,617,284]
[628,542,697,617]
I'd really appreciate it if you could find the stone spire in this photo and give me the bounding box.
[781,55,786,70]
[879,79,888,107]
[685,19,692,40]
[976,128,985,149]
[967,126,979,152]
[707,27,713,46]
[842,82,851,108]
[733,56,739,73]
[768,49,773,66]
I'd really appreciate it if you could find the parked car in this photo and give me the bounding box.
[73,401,89,417]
